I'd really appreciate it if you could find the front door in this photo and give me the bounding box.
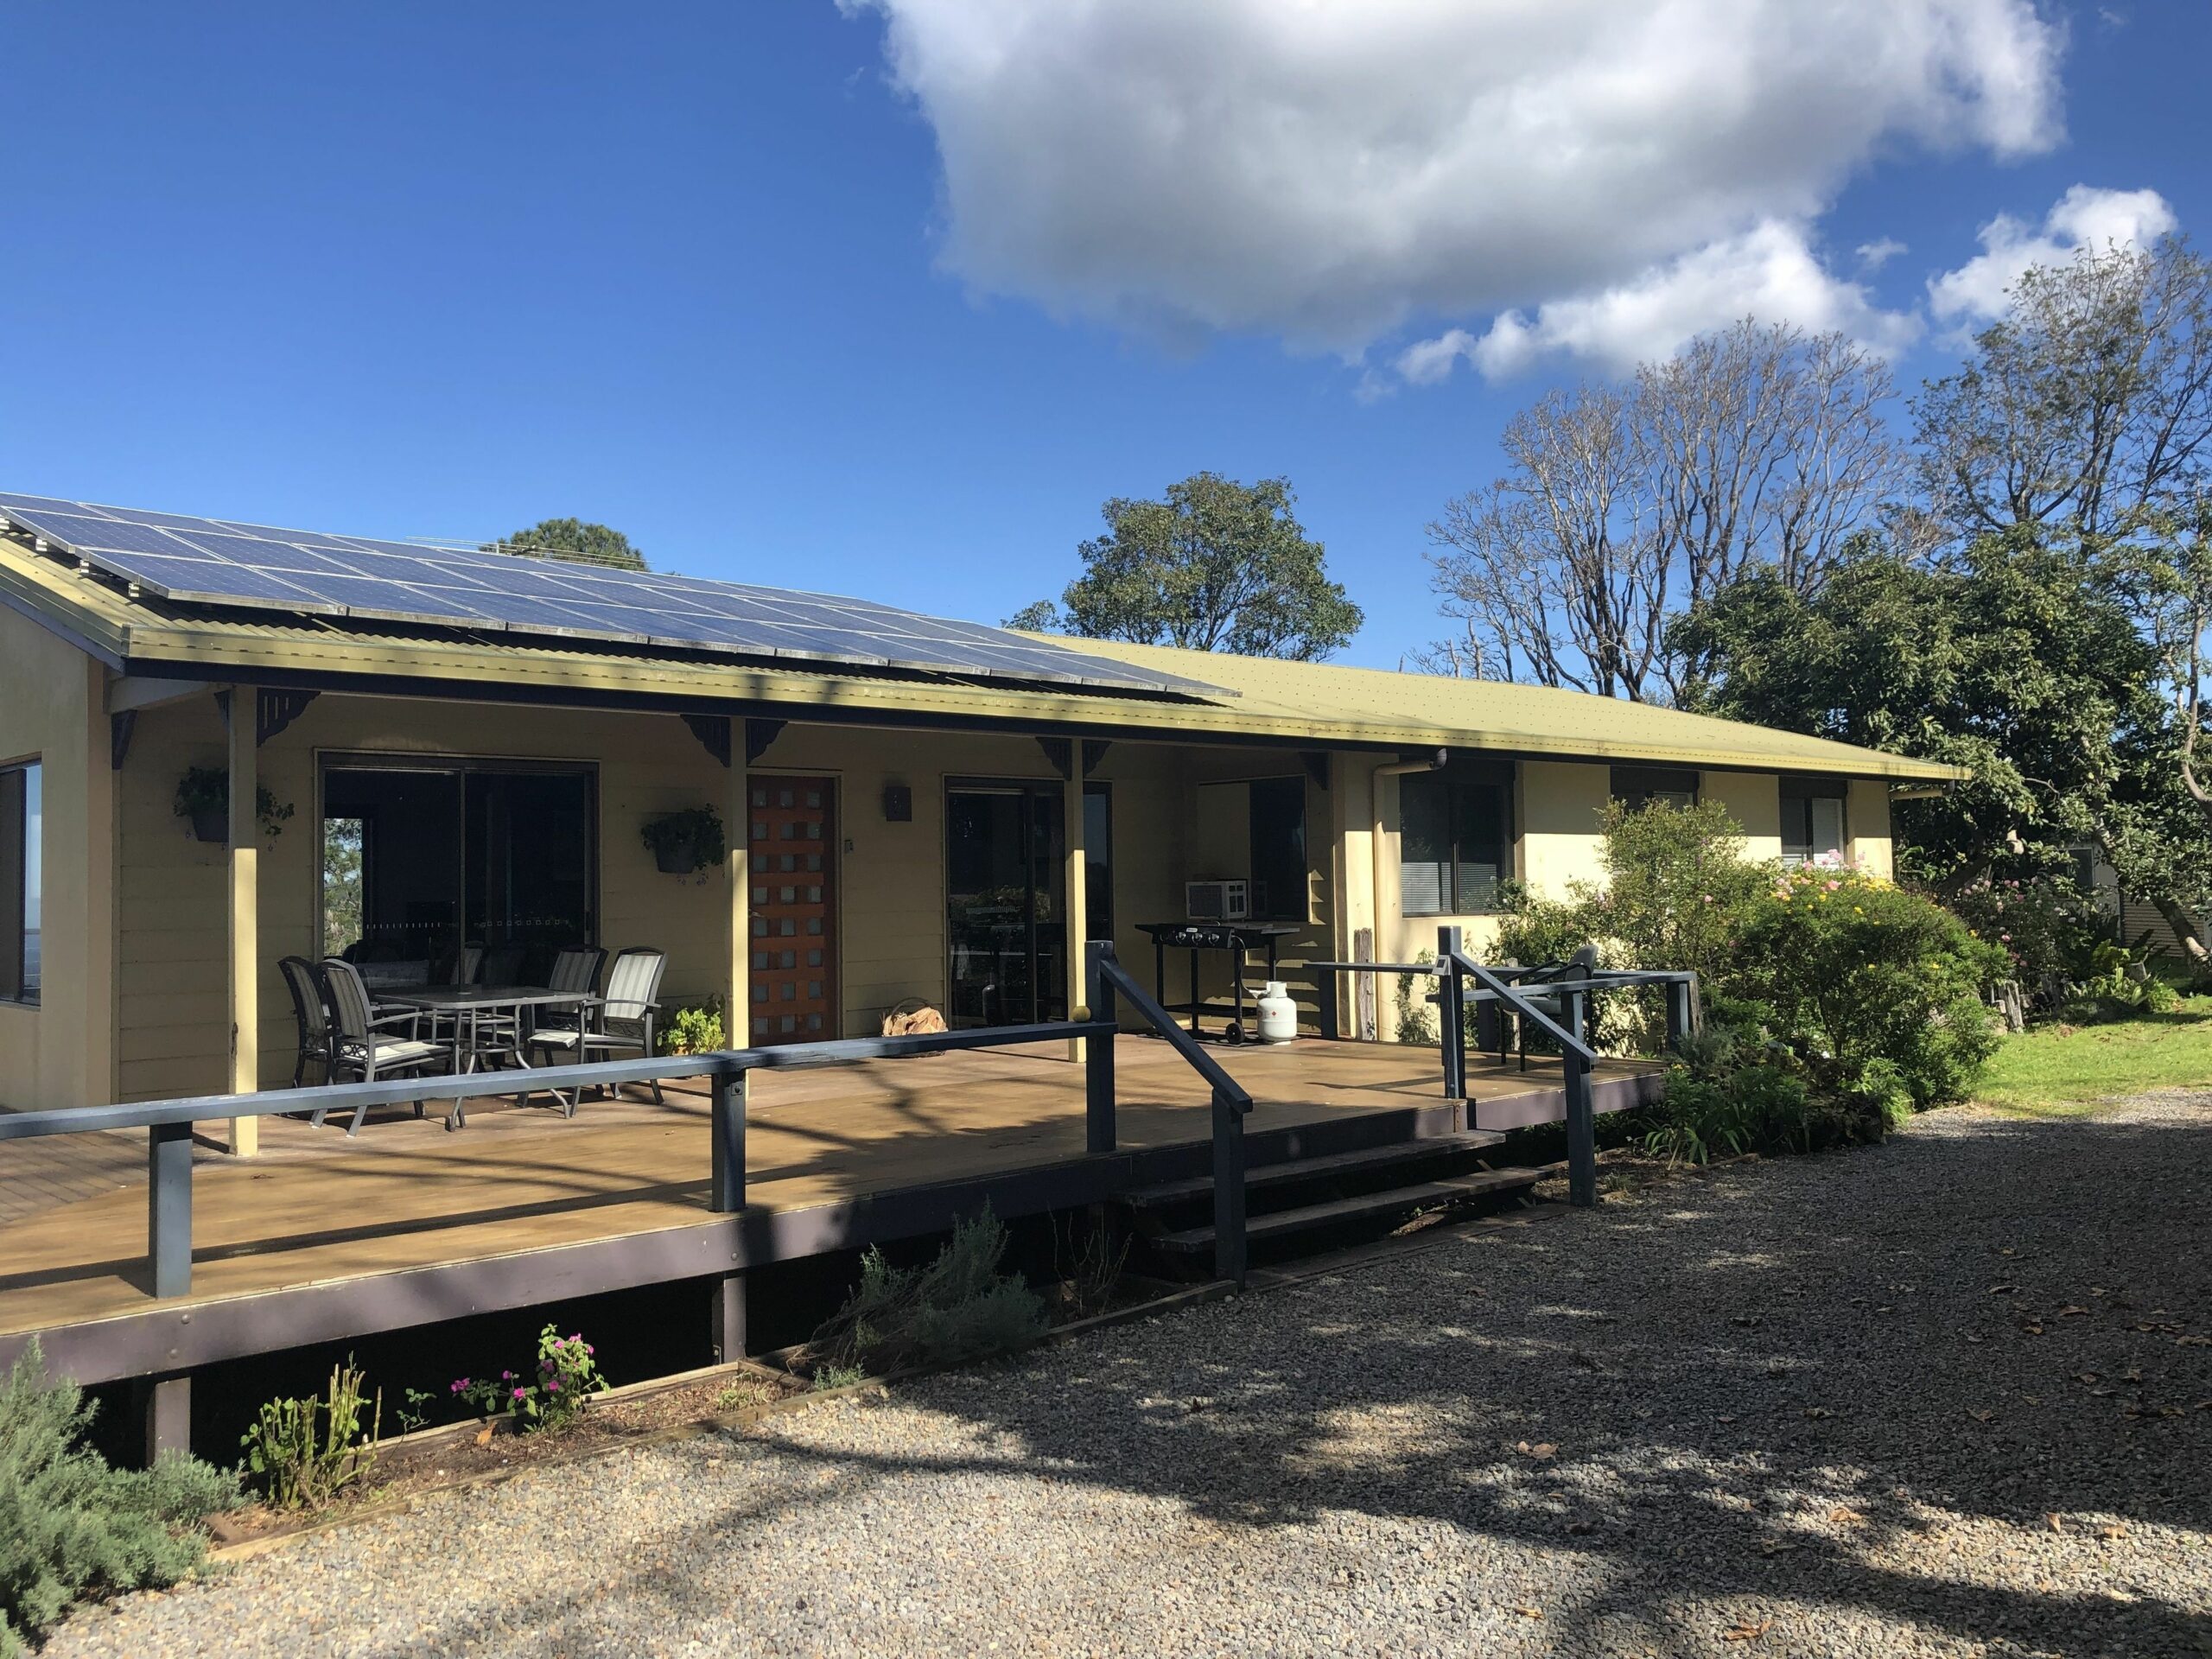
[747,776,838,1046]
[945,779,1066,1028]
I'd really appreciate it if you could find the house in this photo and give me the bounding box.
[0,490,1963,1126]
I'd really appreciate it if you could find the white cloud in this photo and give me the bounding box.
[845,0,2062,359]
[1928,185,2178,324]
[1857,237,1909,273]
[1398,220,1920,382]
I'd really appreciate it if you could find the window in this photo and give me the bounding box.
[1780,776,1847,866]
[1611,766,1699,810]
[0,760,40,1004]
[1248,776,1308,920]
[1401,760,1512,915]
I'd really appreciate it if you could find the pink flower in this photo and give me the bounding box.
[512,1386,527,1401]
[1999,933,2012,943]
[548,1379,562,1393]
[1824,880,1840,893]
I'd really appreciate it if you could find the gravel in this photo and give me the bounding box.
[50,1094,2212,1658]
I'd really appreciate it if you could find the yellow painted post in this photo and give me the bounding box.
[84,661,118,1108]
[225,690,259,1157]
[726,725,750,1049]
[1064,771,1087,1063]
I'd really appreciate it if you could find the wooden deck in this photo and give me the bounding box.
[0,1037,1659,1382]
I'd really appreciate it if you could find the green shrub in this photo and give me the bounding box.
[1945,872,2110,985]
[809,1204,1047,1376]
[664,1001,726,1056]
[239,1358,381,1510]
[1738,866,2005,1109]
[1,1342,240,1656]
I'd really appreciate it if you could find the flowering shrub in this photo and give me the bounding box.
[1738,866,2006,1111]
[1945,872,2109,985]
[449,1326,606,1434]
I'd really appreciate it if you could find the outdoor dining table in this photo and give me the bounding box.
[372,984,595,1123]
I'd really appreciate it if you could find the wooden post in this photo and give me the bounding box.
[726,726,750,1048]
[148,1121,194,1298]
[1084,942,1116,1154]
[709,1065,748,1361]
[1562,986,1596,1208]
[1437,925,1465,1103]
[1664,975,1694,1053]
[140,1376,191,1463]
[1063,775,1087,1063]
[1211,1088,1246,1287]
[224,692,258,1157]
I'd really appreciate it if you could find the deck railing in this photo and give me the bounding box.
[1309,925,1697,1206]
[1084,941,1255,1285]
[0,1019,1116,1305]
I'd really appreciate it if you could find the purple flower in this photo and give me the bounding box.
[548,1379,562,1392]
[512,1386,527,1400]
[452,1378,469,1393]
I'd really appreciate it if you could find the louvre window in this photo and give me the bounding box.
[0,760,39,1005]
[1781,777,1848,866]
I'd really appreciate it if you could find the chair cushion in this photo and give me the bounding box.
[531,1027,584,1048]
[369,1039,447,1065]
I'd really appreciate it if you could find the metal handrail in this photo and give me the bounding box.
[0,1017,1119,1302]
[1447,950,1599,1065]
[1084,942,1253,1286]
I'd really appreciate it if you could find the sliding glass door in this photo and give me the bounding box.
[321,757,596,982]
[944,779,1112,1028]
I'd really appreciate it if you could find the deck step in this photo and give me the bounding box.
[1123,1130,1505,1210]
[1150,1166,1541,1254]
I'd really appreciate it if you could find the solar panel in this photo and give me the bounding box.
[0,492,1229,694]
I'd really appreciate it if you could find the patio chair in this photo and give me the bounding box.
[548,944,607,998]
[1510,945,1599,1071]
[314,958,456,1135]
[528,947,666,1112]
[278,955,333,1090]
[479,944,528,986]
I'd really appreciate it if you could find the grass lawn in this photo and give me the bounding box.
[1976,992,2212,1116]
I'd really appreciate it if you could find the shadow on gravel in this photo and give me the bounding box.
[395,1107,2212,1658]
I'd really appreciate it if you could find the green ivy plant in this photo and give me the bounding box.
[664,1001,726,1055]
[173,766,295,838]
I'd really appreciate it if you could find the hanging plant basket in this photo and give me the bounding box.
[641,806,726,876]
[174,766,295,846]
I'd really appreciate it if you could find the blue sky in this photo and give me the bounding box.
[1,2,2203,669]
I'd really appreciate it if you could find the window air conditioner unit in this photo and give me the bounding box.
[1185,879,1250,921]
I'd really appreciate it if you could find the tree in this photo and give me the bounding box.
[1914,238,2212,544]
[1672,531,2209,950]
[1008,473,1362,659]
[498,518,647,572]
[1425,321,1904,701]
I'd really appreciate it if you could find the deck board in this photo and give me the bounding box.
[0,1039,1649,1341]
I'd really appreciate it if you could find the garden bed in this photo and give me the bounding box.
[207,1359,808,1552]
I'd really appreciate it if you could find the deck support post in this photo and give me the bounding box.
[1084,943,1116,1154]
[709,1068,747,1212]
[1211,1088,1247,1287]
[1436,925,1466,1103]
[148,1121,194,1299]
[139,1376,191,1464]
[1562,987,1596,1208]
[1063,772,1087,1064]
[710,1274,747,1363]
[709,1065,749,1360]
[222,690,259,1157]
[1664,975,1694,1054]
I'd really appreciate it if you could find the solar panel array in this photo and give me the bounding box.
[0,491,1226,695]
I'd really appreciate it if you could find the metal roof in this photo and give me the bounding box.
[0,535,1964,782]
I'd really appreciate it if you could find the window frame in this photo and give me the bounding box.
[1610,766,1700,810]
[1779,774,1849,867]
[1398,759,1515,918]
[0,757,40,1007]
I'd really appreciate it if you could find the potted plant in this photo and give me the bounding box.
[640,805,726,875]
[175,767,296,845]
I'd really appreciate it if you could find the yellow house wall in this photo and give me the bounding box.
[1701,771,1783,861]
[0,607,111,1112]
[1848,779,1895,877]
[99,682,1905,1100]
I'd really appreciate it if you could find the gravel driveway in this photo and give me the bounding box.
[53,1095,2212,1658]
